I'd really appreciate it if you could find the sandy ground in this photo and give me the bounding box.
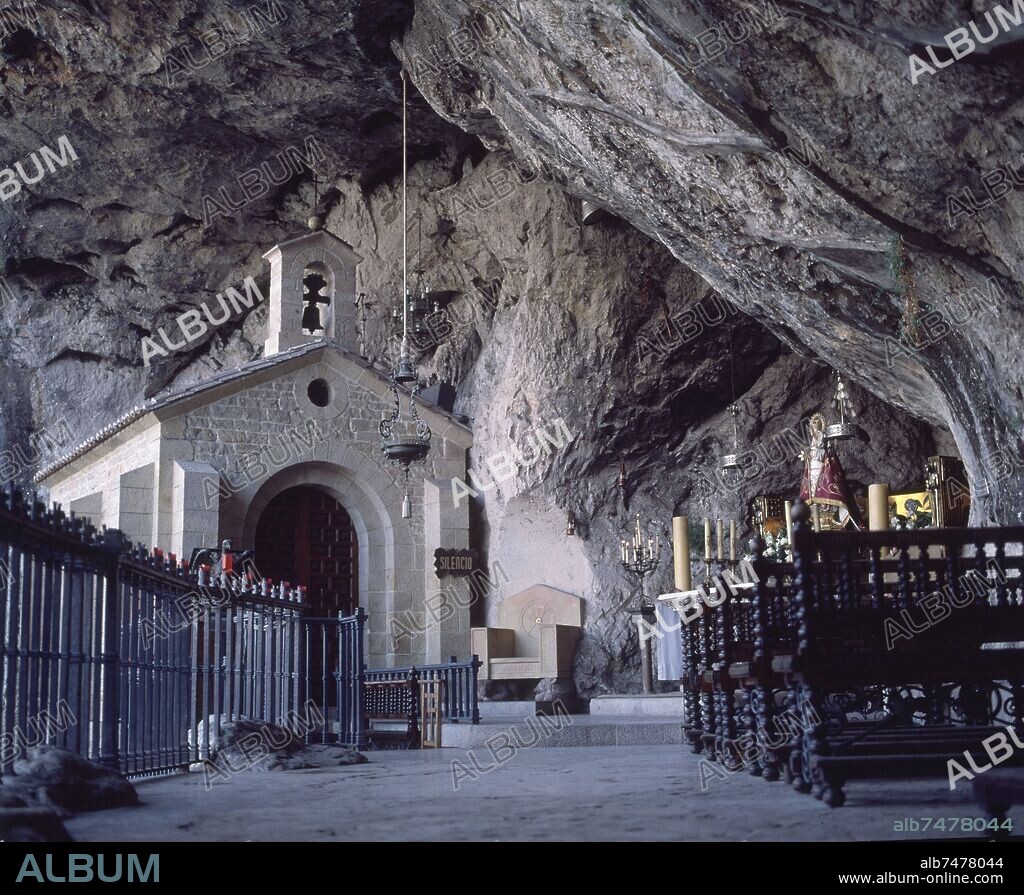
[63,744,1016,842]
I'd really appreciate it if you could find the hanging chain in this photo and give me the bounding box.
[401,68,409,344]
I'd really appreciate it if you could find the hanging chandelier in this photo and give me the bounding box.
[392,281,442,338]
[379,69,432,518]
[824,372,867,445]
[721,403,743,471]
[719,327,746,477]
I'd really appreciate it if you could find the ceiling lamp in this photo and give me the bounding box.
[824,373,867,444]
[392,282,442,338]
[721,403,743,471]
[719,327,746,480]
[379,69,432,518]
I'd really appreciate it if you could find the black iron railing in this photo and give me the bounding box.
[0,478,484,775]
[0,482,368,779]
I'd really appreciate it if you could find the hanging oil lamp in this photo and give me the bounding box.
[824,373,867,445]
[379,69,431,518]
[721,403,743,472]
[720,328,746,477]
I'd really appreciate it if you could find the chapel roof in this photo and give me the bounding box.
[33,339,470,483]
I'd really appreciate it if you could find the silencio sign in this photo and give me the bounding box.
[434,548,478,578]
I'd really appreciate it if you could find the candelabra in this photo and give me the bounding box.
[620,513,663,694]
[619,513,662,608]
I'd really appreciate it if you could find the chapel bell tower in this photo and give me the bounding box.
[263,221,363,357]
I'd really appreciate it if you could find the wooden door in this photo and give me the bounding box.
[254,486,357,617]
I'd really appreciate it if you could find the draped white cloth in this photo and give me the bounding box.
[655,602,682,680]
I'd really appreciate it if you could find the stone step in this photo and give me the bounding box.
[439,715,683,749]
[589,693,685,717]
[477,700,539,718]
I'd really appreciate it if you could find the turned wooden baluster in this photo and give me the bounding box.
[748,536,779,776]
[791,501,813,656]
[994,541,1009,608]
[973,538,989,607]
[843,546,859,609]
[946,541,961,609]
[680,601,699,740]
[896,543,911,611]
[915,544,928,615]
[821,546,833,612]
[869,543,882,610]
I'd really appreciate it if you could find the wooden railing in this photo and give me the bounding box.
[681,501,1024,806]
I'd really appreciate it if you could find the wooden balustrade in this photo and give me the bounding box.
[682,500,1024,807]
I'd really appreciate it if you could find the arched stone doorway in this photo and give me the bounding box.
[253,485,358,618]
[235,461,405,668]
[230,460,472,669]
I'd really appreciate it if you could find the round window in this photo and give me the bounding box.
[307,378,330,408]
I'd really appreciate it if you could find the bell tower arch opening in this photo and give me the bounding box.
[262,226,362,356]
[300,261,333,335]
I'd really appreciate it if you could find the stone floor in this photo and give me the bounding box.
[441,714,683,748]
[65,744,1016,842]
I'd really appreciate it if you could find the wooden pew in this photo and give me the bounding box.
[782,501,1024,806]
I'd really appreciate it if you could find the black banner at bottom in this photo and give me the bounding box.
[0,839,1019,888]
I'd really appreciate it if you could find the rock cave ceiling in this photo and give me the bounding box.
[0,0,1021,532]
[401,0,1024,522]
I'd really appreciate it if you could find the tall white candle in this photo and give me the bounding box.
[704,518,712,561]
[868,483,890,531]
[672,516,691,591]
[784,500,793,546]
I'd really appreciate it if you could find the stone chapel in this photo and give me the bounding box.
[34,226,475,670]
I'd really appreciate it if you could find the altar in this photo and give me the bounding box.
[650,372,972,702]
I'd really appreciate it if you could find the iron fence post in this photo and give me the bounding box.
[355,607,367,749]
[470,654,481,724]
[98,529,125,772]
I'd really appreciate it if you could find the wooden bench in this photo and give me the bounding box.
[363,676,420,750]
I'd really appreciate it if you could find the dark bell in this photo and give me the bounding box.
[303,272,328,301]
[301,302,323,332]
